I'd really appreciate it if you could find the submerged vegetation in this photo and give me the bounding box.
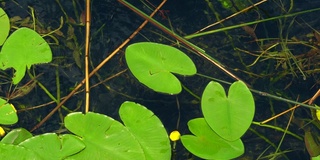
[0,0,320,159]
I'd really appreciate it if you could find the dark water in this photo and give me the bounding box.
[1,0,320,159]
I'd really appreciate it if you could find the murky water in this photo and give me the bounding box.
[1,0,320,159]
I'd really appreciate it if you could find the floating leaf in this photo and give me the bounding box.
[181,118,244,159]
[65,112,145,160]
[125,42,196,94]
[0,98,17,125]
[1,128,33,145]
[119,101,171,160]
[0,8,10,46]
[0,27,52,84]
[20,133,85,160]
[0,142,41,159]
[201,81,254,141]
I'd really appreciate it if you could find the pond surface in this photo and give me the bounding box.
[1,0,320,159]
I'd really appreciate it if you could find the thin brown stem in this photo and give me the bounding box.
[118,0,247,85]
[84,0,91,113]
[193,0,268,34]
[31,0,167,132]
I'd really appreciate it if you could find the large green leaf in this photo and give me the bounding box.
[125,42,196,94]
[201,81,254,141]
[0,98,17,125]
[0,8,10,46]
[0,27,52,84]
[180,118,244,159]
[19,133,85,160]
[0,142,41,159]
[65,112,145,160]
[1,128,33,145]
[119,101,171,160]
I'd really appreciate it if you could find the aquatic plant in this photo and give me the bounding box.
[0,101,170,159]
[1,0,320,159]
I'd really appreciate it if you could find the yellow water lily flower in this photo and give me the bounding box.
[0,126,5,137]
[169,130,180,141]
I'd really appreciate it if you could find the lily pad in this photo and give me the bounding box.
[19,133,85,160]
[125,42,196,94]
[0,27,52,84]
[201,81,255,141]
[65,112,145,160]
[1,128,33,145]
[180,118,244,159]
[0,142,41,159]
[0,8,10,46]
[0,98,18,125]
[119,101,171,160]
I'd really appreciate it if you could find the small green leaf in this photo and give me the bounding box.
[0,8,10,46]
[305,131,320,157]
[119,101,171,160]
[1,128,33,145]
[19,133,85,160]
[312,155,320,160]
[201,81,254,141]
[0,98,18,125]
[125,42,196,94]
[181,118,244,159]
[65,112,145,160]
[0,27,52,84]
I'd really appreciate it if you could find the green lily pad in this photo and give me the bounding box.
[19,133,85,160]
[0,142,41,159]
[65,112,145,160]
[0,27,52,84]
[1,128,33,145]
[119,101,171,160]
[180,118,244,159]
[125,42,196,94]
[0,98,18,125]
[0,8,10,46]
[201,81,255,141]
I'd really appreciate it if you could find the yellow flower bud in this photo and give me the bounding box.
[169,130,180,141]
[0,126,5,137]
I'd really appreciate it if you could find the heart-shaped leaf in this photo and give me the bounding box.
[0,142,41,159]
[19,133,85,160]
[201,81,254,141]
[1,128,33,145]
[65,112,145,160]
[0,98,18,125]
[119,101,171,160]
[180,118,244,159]
[0,8,10,46]
[125,42,196,94]
[0,27,52,84]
